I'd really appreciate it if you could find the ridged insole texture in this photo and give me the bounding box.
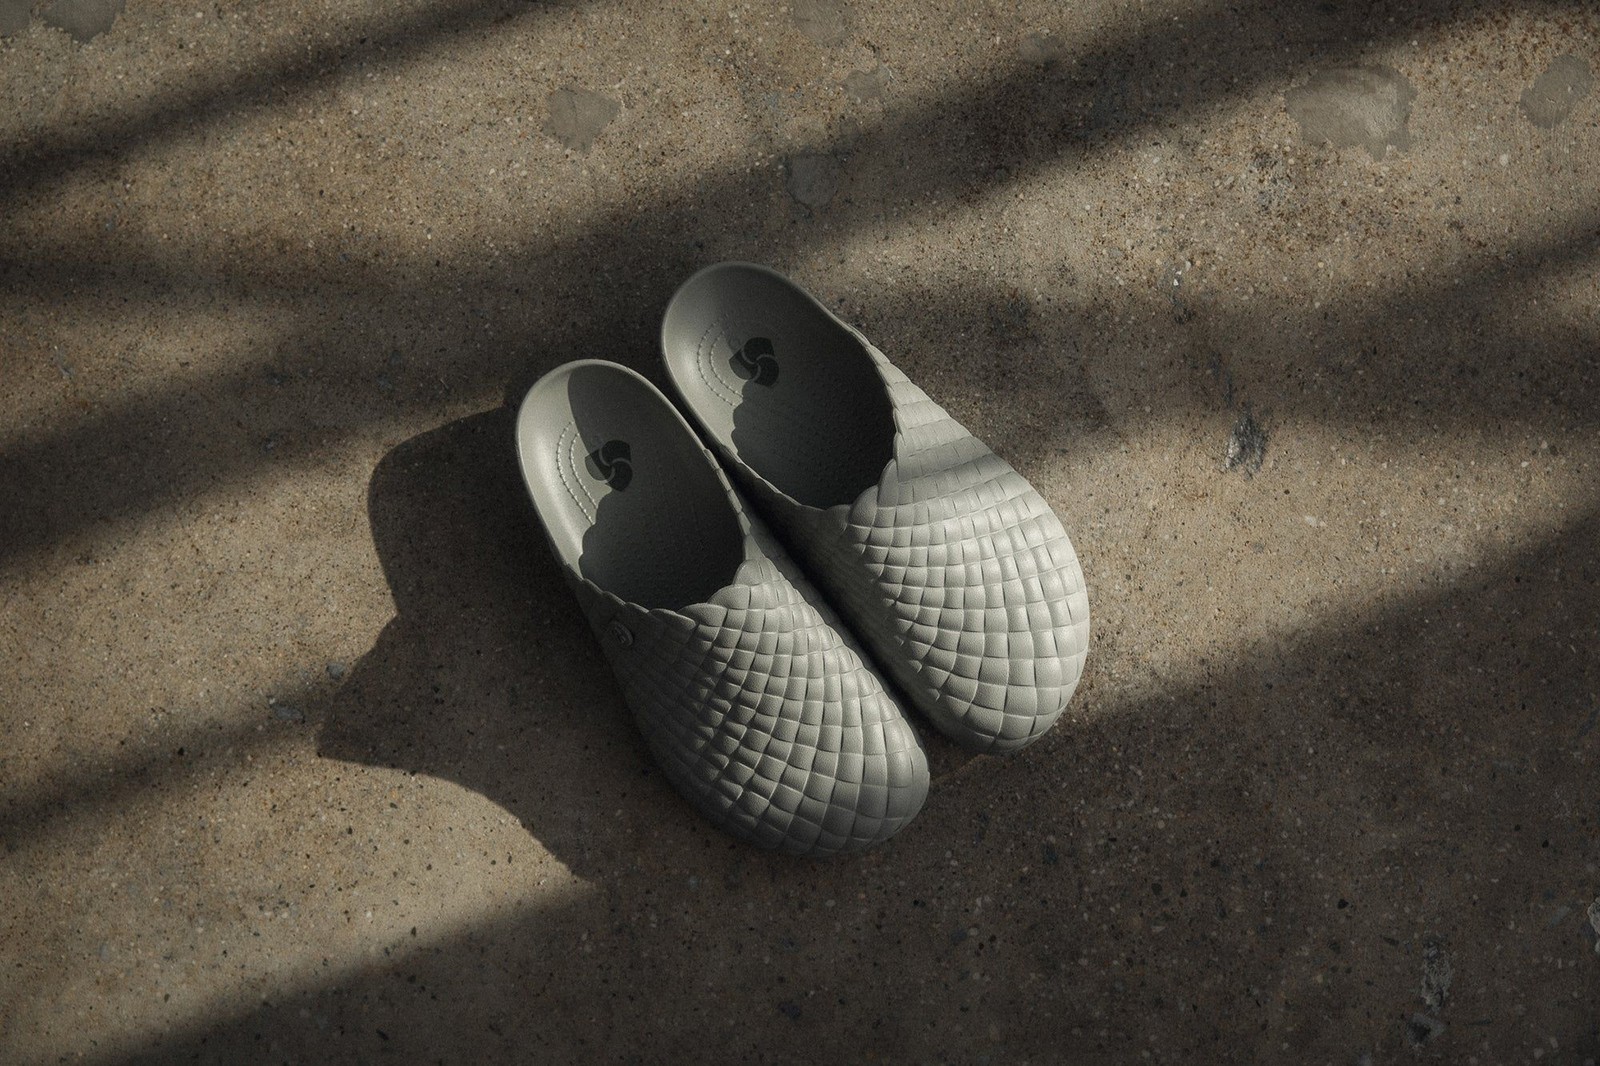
[660,266,895,510]
[515,361,743,609]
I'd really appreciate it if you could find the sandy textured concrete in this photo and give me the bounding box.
[2,0,1597,1062]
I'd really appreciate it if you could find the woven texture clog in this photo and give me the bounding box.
[515,360,928,854]
[662,265,1090,753]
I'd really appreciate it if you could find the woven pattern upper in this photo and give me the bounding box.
[570,540,928,855]
[738,342,1091,753]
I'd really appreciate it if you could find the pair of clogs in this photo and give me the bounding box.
[516,264,1089,856]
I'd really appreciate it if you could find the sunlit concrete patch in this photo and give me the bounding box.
[1,801,594,1063]
[1025,412,1600,713]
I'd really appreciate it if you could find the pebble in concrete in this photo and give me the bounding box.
[1285,66,1416,160]
[786,153,840,209]
[1420,935,1452,1012]
[41,0,125,42]
[1226,408,1267,477]
[544,89,620,154]
[1520,55,1593,129]
[0,0,29,36]
[842,65,889,106]
[791,0,848,46]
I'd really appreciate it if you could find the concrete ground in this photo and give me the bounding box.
[2,0,1597,1061]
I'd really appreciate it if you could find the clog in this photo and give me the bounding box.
[662,265,1090,753]
[515,360,928,853]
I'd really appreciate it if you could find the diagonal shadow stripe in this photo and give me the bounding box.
[14,426,1595,1062]
[2,0,1593,575]
[3,395,1595,872]
[0,0,589,205]
[0,0,1583,217]
[0,409,605,867]
[4,0,1588,295]
[2,199,1595,572]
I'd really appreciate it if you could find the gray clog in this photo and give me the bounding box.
[661,265,1090,753]
[515,360,928,854]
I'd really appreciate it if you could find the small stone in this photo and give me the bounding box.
[1163,260,1194,320]
[1420,935,1452,1012]
[791,0,848,46]
[327,662,347,680]
[777,1000,802,1020]
[786,154,840,209]
[544,89,620,153]
[1225,408,1267,476]
[1520,55,1593,130]
[269,698,304,723]
[1286,66,1416,160]
[40,0,125,41]
[1586,897,1600,953]
[0,0,31,37]
[1405,1013,1446,1047]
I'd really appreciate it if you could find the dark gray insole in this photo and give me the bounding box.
[661,263,896,510]
[516,361,744,609]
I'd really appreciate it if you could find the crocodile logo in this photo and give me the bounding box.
[730,336,779,387]
[584,439,632,491]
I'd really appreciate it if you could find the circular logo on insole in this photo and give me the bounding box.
[584,439,632,491]
[730,337,779,387]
